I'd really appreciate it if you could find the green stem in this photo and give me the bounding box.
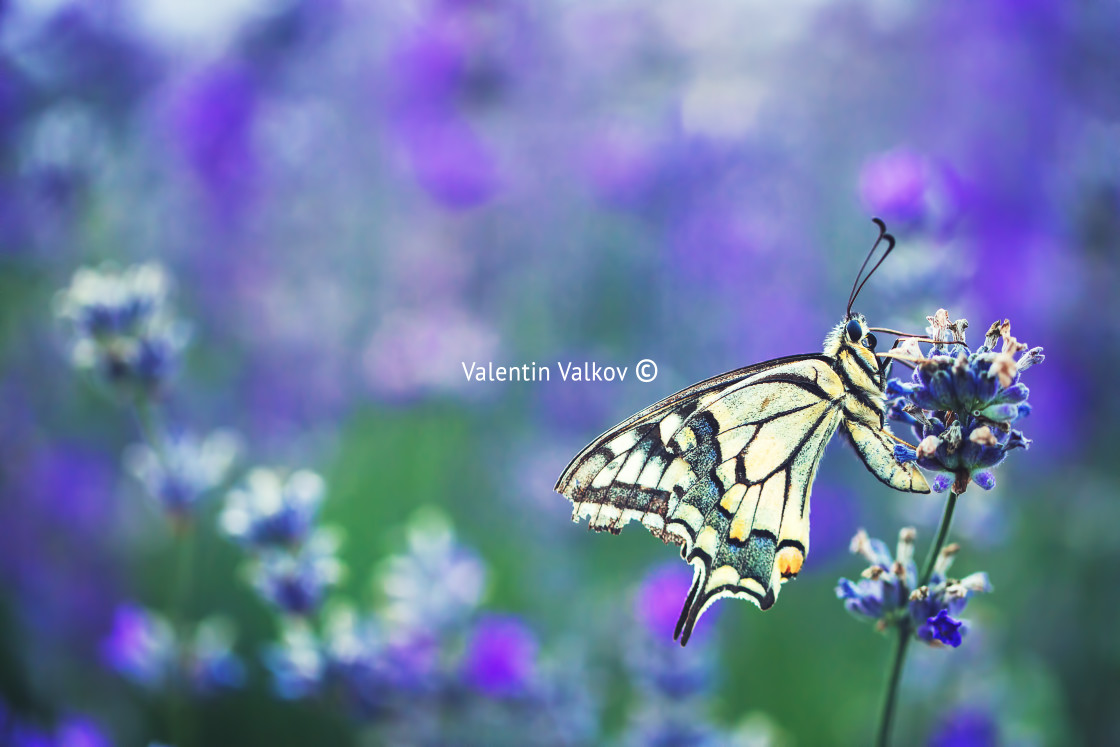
[876,624,911,747]
[131,398,171,470]
[168,525,196,747]
[919,490,959,587]
[874,490,960,747]
[132,397,196,746]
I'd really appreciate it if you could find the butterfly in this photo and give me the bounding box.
[554,219,932,645]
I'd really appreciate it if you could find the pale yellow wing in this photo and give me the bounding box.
[556,355,847,644]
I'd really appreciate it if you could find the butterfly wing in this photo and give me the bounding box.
[843,419,931,493]
[555,354,848,644]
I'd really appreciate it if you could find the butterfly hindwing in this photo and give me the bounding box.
[556,354,848,644]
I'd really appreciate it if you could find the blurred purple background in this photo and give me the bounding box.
[1,0,1118,744]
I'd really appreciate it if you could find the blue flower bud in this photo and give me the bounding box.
[971,471,996,490]
[919,609,964,648]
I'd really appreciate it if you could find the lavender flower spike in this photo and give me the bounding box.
[886,312,1041,493]
[54,263,189,395]
[251,529,344,616]
[125,429,240,518]
[221,467,325,548]
[836,528,991,648]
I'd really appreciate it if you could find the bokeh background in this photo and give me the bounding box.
[1,0,1117,745]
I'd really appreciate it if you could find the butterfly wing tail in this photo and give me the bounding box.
[674,563,705,644]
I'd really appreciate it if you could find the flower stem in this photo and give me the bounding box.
[876,624,911,747]
[169,525,196,747]
[133,398,196,746]
[919,490,959,587]
[874,490,960,747]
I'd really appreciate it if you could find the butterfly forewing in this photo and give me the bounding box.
[555,354,848,644]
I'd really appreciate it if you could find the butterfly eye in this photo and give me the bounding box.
[845,319,863,342]
[863,332,878,350]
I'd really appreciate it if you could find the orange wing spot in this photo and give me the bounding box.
[776,546,804,577]
[729,515,750,542]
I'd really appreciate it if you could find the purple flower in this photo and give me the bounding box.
[623,710,722,747]
[581,127,661,208]
[886,314,1042,493]
[55,716,113,747]
[9,723,53,747]
[169,61,258,215]
[125,430,240,518]
[922,609,963,648]
[634,563,704,641]
[378,513,486,635]
[384,9,510,209]
[317,606,444,717]
[858,148,963,234]
[221,468,325,548]
[186,617,246,695]
[100,604,175,688]
[836,529,991,648]
[265,625,327,700]
[55,264,189,397]
[835,529,914,624]
[627,564,714,699]
[37,6,158,113]
[928,707,1000,747]
[462,615,539,698]
[251,530,343,616]
[860,148,929,224]
[396,116,501,209]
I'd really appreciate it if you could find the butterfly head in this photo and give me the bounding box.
[825,313,879,369]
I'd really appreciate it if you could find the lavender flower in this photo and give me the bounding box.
[54,716,113,747]
[221,467,325,548]
[250,530,344,616]
[100,604,176,688]
[379,512,486,636]
[887,313,1043,493]
[858,148,962,234]
[100,604,245,695]
[54,264,189,396]
[836,529,992,648]
[921,610,963,648]
[124,430,240,518]
[628,564,713,699]
[6,721,53,747]
[265,623,327,700]
[928,706,1000,747]
[185,617,247,694]
[320,606,403,716]
[619,564,733,745]
[0,707,114,747]
[169,61,258,217]
[461,615,539,698]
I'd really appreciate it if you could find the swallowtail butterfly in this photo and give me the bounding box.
[555,220,931,645]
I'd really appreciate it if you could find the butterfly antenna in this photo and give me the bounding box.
[848,219,896,317]
[846,218,889,318]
